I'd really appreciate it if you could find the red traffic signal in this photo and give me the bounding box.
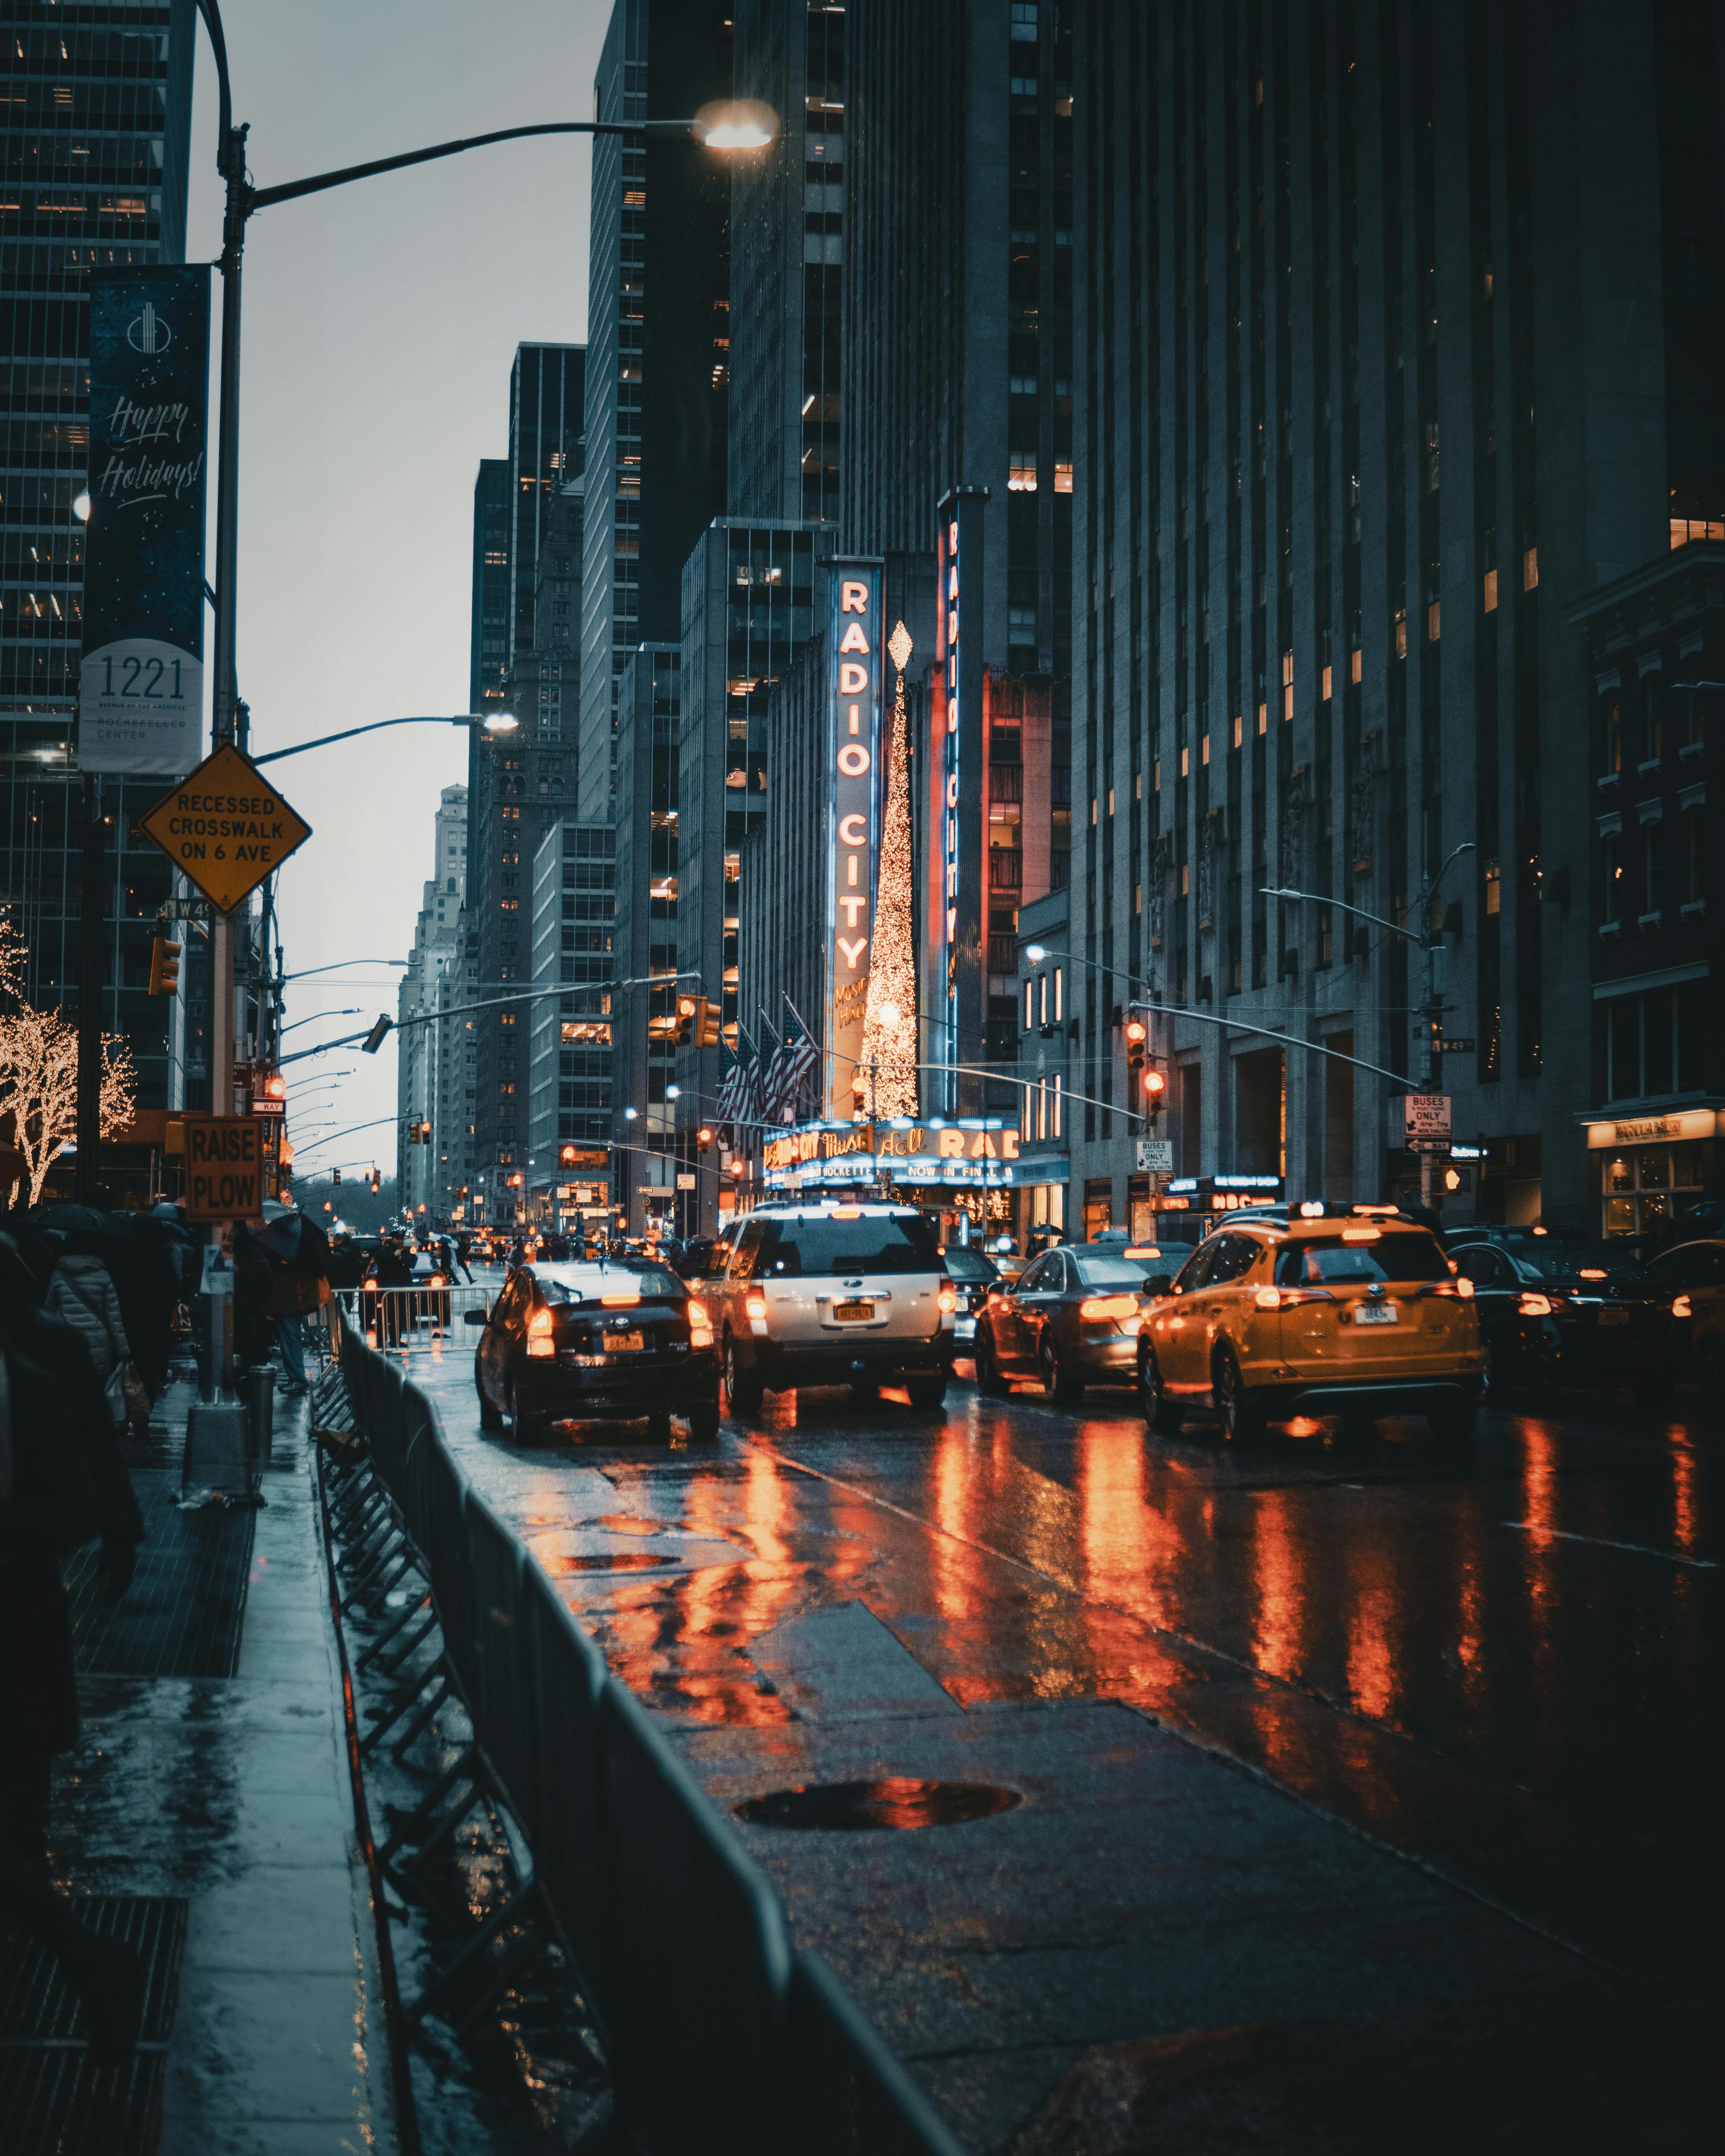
[1143,1067,1167,1101]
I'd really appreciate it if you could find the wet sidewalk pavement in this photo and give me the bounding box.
[19,1377,398,2156]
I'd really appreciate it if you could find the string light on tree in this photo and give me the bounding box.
[859,620,919,1117]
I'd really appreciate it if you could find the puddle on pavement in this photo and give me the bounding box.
[543,1552,683,1574]
[734,1776,1023,1831]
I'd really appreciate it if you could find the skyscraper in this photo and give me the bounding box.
[463,347,584,1222]
[726,0,845,523]
[0,0,196,1153]
[1069,0,1721,1238]
[578,0,732,823]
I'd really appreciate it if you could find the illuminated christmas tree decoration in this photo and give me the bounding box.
[860,623,919,1116]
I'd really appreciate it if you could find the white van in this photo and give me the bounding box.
[714,1202,957,1415]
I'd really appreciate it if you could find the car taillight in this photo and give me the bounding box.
[745,1294,768,1320]
[688,1300,713,1346]
[1518,1292,1553,1317]
[1419,1278,1475,1300]
[428,1274,446,1286]
[1079,1294,1139,1321]
[938,1288,958,1312]
[527,1308,556,1356]
[1672,1293,1691,1320]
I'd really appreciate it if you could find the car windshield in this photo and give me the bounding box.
[942,1248,998,1283]
[1071,1253,1155,1287]
[1509,1241,1647,1286]
[756,1214,942,1278]
[1274,1231,1449,1285]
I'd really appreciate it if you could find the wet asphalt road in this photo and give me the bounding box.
[397,1274,1720,2149]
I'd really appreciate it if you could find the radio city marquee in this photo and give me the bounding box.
[763,1119,1024,1191]
[824,562,884,1120]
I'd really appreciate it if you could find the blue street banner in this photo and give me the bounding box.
[79,266,210,775]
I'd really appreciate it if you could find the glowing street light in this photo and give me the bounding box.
[692,100,777,150]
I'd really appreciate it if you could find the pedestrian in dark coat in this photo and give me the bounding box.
[0,1334,147,2062]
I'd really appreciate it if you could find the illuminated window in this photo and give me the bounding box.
[1054,968,1064,1021]
[1024,979,1034,1029]
[1322,664,1333,700]
[1350,648,1362,683]
[1008,454,1038,492]
[1483,567,1498,612]
[1054,462,1073,493]
[1394,609,1407,658]
[1427,600,1441,642]
[1485,860,1502,916]
[1052,1074,1062,1139]
[1671,518,1725,548]
[1523,545,1539,590]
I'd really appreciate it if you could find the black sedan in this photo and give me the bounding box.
[974,1245,1150,1403]
[1447,1241,1562,1399]
[468,1259,721,1442]
[1638,1237,1725,1384]
[941,1244,1000,1344]
[1445,1229,1672,1394]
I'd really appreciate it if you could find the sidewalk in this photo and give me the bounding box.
[19,1379,398,2156]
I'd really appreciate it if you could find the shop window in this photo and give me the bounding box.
[1600,1139,1710,1237]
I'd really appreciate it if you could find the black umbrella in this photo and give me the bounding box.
[254,1210,331,1273]
[33,1201,127,1238]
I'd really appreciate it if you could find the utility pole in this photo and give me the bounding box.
[74,775,105,1203]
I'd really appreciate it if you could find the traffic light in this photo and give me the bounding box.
[370,1169,381,1194]
[697,1126,713,1150]
[1124,1016,1147,1076]
[147,934,181,996]
[333,1167,341,1186]
[259,1071,286,1102]
[672,993,699,1044]
[406,1120,431,1145]
[361,1014,392,1054]
[1143,1066,1167,1113]
[691,996,720,1049]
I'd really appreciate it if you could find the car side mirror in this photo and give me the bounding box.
[463,1307,488,1327]
[1142,1274,1173,1299]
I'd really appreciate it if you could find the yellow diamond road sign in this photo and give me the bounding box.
[139,742,312,914]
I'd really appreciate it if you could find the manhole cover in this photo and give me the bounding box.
[734,1778,1022,1831]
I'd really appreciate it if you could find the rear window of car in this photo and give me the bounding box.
[1071,1253,1155,1288]
[756,1214,942,1278]
[1274,1231,1449,1285]
[1510,1242,1646,1287]
[942,1248,998,1284]
[537,1264,685,1304]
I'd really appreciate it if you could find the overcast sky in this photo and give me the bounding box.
[185,0,611,1179]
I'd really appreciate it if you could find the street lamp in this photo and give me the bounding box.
[253,711,517,767]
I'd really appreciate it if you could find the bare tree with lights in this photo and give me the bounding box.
[0,912,137,1206]
[859,621,920,1118]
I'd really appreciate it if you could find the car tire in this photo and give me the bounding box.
[905,1373,947,1411]
[1427,1394,1479,1443]
[1213,1349,1265,1442]
[506,1379,543,1445]
[687,1393,722,1442]
[477,1354,502,1431]
[974,1326,1010,1397]
[1138,1347,1181,1434]
[1040,1337,1085,1406]
[724,1333,764,1418]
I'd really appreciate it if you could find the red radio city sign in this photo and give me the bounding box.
[824,562,883,1120]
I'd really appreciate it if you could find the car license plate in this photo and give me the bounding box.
[603,1331,645,1353]
[1354,1302,1399,1326]
[834,1301,873,1322]
[1597,1306,1630,1327]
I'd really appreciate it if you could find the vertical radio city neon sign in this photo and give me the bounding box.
[934,487,986,1114]
[824,560,883,1120]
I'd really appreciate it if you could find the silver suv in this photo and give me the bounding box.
[714,1202,957,1415]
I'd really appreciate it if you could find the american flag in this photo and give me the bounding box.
[737,1055,765,1132]
[760,1042,795,1124]
[784,1030,821,1119]
[715,1059,741,1124]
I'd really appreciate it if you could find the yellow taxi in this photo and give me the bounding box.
[1136,1214,1483,1440]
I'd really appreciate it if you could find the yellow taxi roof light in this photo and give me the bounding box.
[1341,1226,1381,1242]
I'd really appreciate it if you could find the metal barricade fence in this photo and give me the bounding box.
[333,1280,491,1350]
[334,1319,965,2156]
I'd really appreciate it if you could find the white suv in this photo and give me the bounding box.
[715,1202,957,1415]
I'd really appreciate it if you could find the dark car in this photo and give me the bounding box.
[974,1245,1150,1403]
[1446,1229,1671,1393]
[467,1259,721,1442]
[1447,1241,1562,1398]
[941,1244,1000,1343]
[1638,1237,1725,1384]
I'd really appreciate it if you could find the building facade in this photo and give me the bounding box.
[395,785,469,1218]
[1068,0,1717,1236]
[1,0,196,1160]
[726,0,845,524]
[578,0,733,824]
[526,818,616,1231]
